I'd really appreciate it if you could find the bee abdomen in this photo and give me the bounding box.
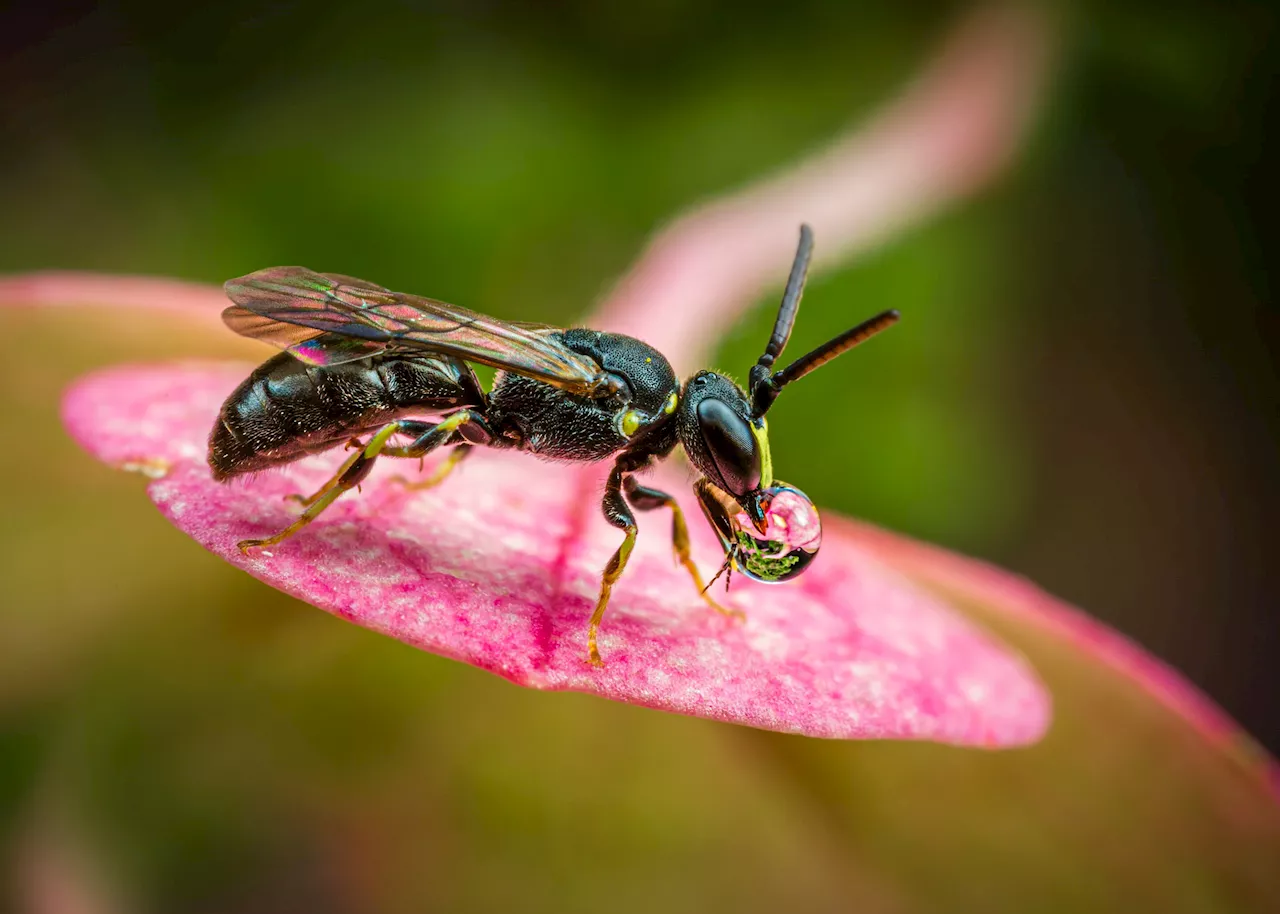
[208,352,482,479]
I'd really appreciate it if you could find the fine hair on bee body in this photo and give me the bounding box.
[210,225,899,664]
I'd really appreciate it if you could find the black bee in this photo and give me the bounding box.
[209,225,898,663]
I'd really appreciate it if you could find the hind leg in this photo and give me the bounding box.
[284,442,364,507]
[238,410,490,554]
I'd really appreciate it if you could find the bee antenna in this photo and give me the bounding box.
[749,224,813,416]
[775,309,902,403]
[749,225,901,417]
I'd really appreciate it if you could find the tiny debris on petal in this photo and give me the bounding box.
[63,363,1050,746]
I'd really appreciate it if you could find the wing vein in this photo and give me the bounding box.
[222,266,611,395]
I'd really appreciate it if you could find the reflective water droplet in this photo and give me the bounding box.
[730,483,822,583]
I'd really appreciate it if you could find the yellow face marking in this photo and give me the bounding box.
[663,392,678,415]
[645,357,653,363]
[751,419,773,489]
[620,409,643,438]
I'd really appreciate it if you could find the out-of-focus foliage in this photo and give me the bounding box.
[1,2,1276,911]
[2,3,1028,547]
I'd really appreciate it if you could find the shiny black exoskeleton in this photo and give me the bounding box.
[210,351,485,479]
[210,225,898,663]
[485,329,680,461]
[211,330,678,477]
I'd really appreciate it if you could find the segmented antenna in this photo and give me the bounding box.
[772,309,900,389]
[750,225,900,416]
[748,225,813,411]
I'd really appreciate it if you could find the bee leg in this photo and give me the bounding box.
[623,479,745,622]
[284,446,363,507]
[587,462,640,666]
[388,444,474,491]
[237,418,443,555]
[380,410,494,459]
[379,408,494,489]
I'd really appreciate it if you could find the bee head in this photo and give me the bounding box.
[677,225,898,567]
[677,370,772,532]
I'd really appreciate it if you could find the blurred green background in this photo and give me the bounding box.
[1,2,1277,911]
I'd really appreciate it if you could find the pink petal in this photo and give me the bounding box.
[20,4,1061,749]
[63,362,1049,746]
[843,517,1280,795]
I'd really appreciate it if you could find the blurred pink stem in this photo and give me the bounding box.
[0,273,227,324]
[589,2,1056,372]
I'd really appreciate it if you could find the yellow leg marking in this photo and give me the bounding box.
[666,499,744,621]
[588,526,637,666]
[438,411,469,434]
[389,446,469,492]
[380,411,470,459]
[239,423,405,555]
[362,422,402,458]
[285,449,361,507]
[239,486,345,554]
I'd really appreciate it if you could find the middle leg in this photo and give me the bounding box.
[587,461,639,666]
[389,444,474,492]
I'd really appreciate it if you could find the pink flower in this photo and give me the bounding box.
[16,5,1071,749]
[6,10,1280,914]
[58,358,1048,744]
[5,7,1276,806]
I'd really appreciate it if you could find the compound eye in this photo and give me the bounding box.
[730,483,822,583]
[695,398,760,497]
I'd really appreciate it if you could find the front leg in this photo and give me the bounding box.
[623,478,744,621]
[587,461,639,666]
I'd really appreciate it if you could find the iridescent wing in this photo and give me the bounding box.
[221,308,388,368]
[222,267,614,396]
